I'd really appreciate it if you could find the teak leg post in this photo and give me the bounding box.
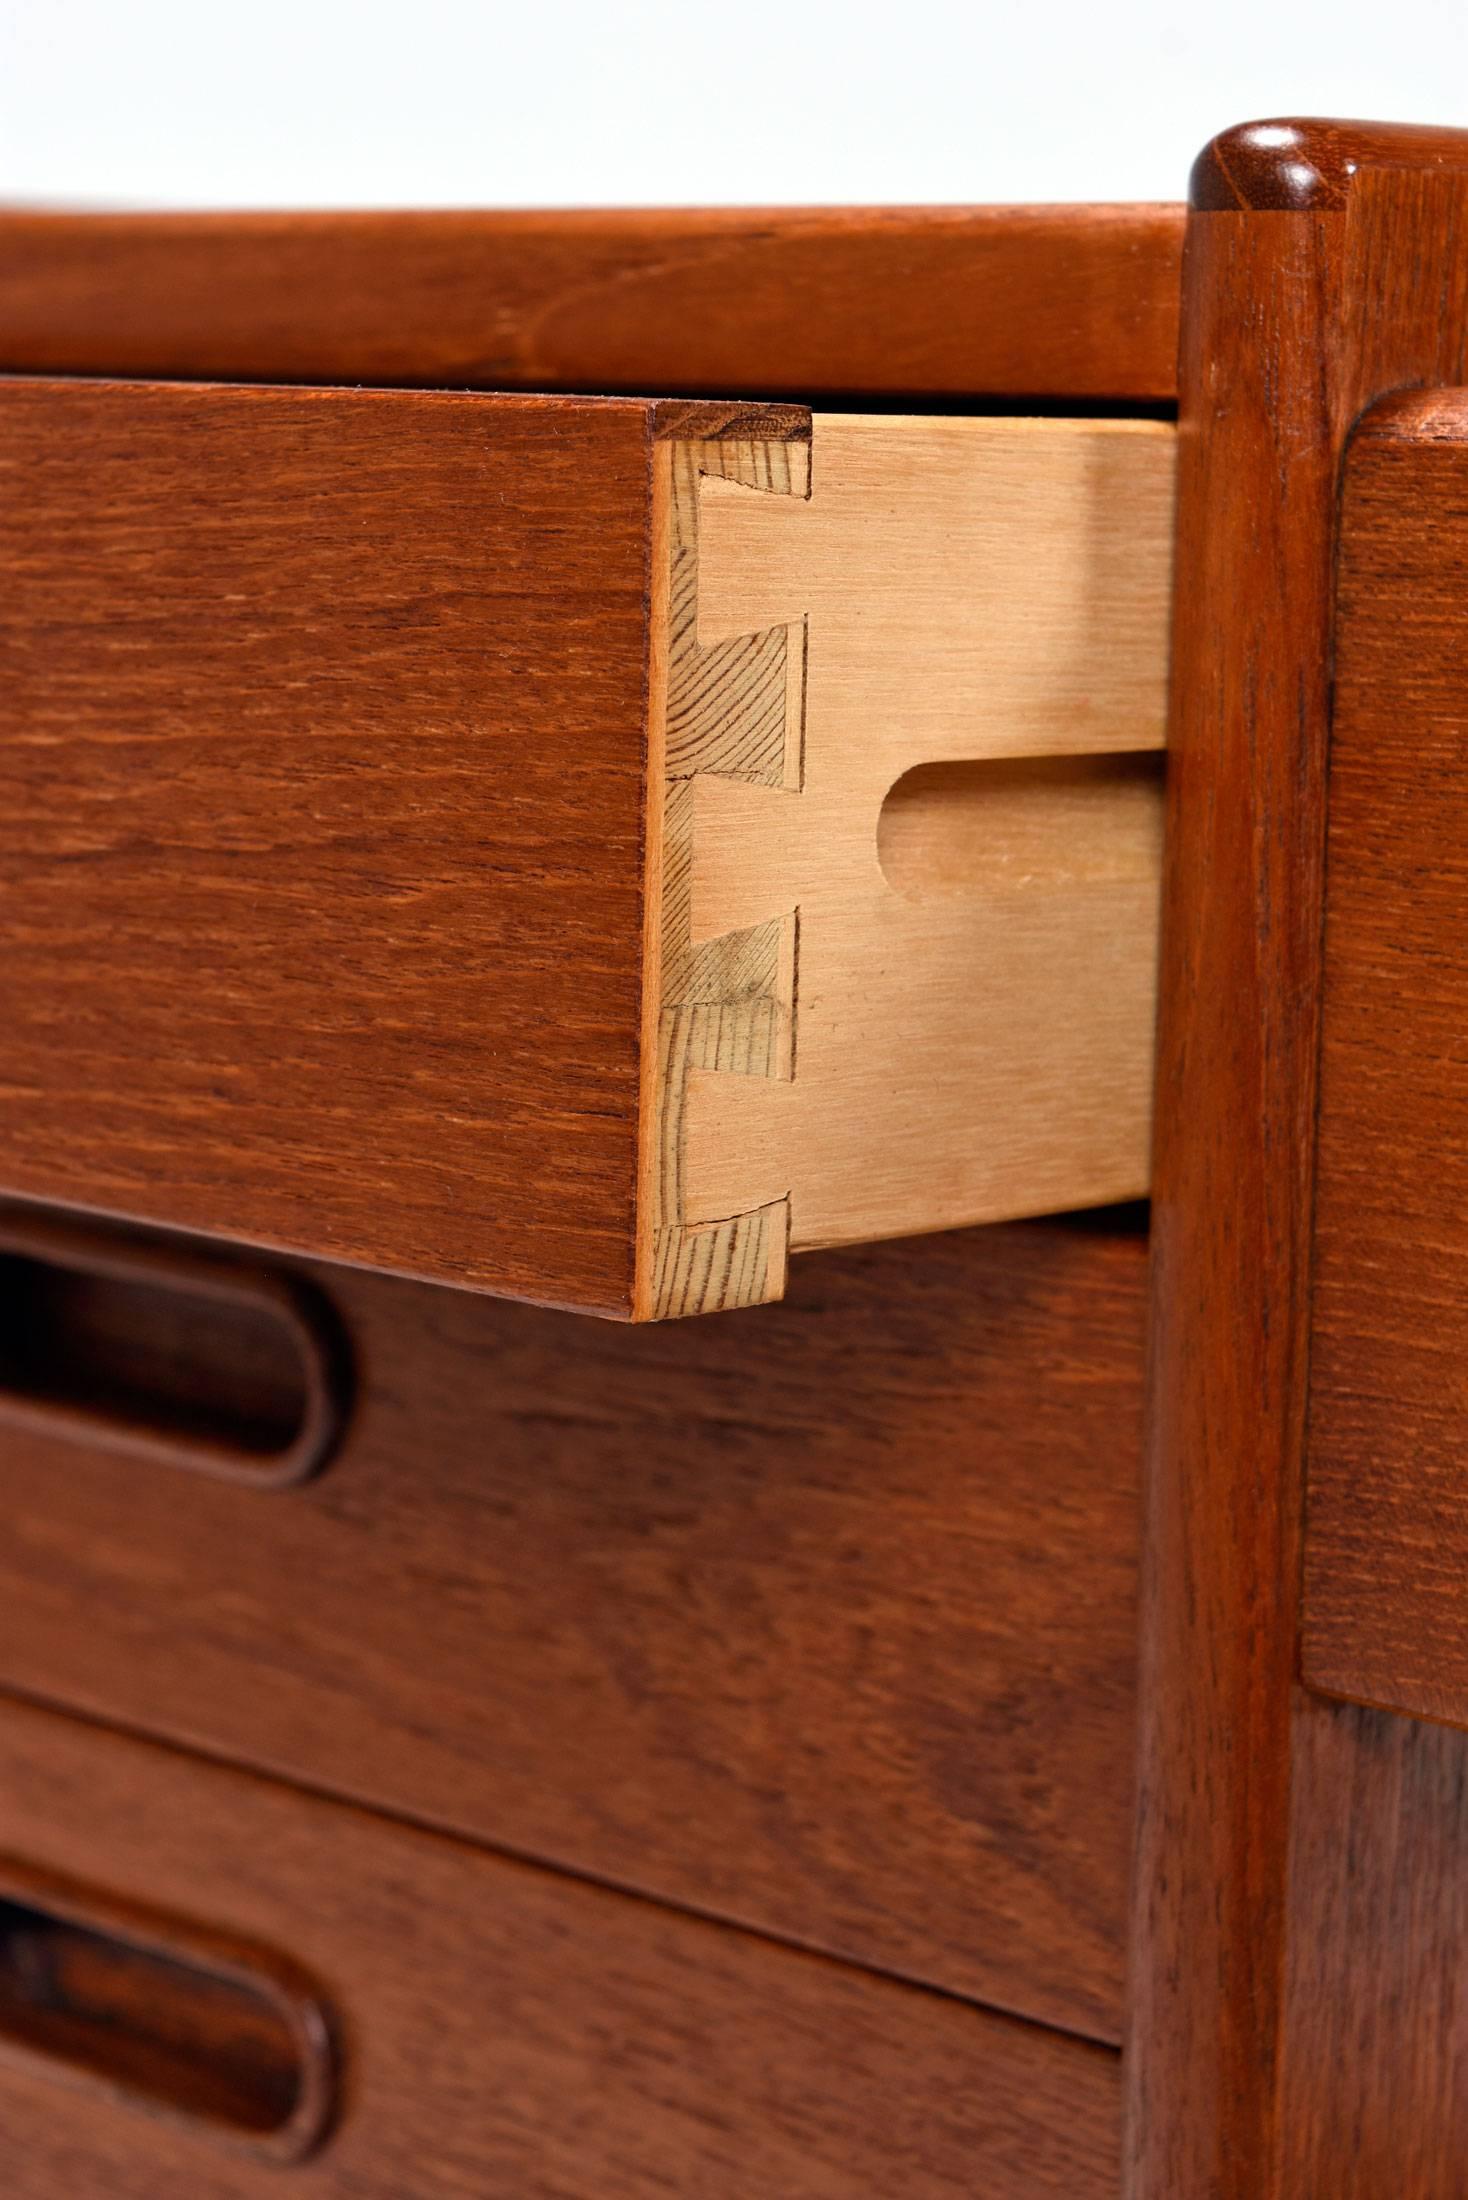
[1128,119,1468,2196]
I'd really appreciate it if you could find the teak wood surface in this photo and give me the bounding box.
[1306,390,1468,1729]
[0,1852,338,2165]
[0,1209,1144,2045]
[1127,118,1468,2198]
[0,380,1172,1318]
[0,204,1184,401]
[650,410,1171,1312]
[0,377,668,1317]
[0,1694,1121,2199]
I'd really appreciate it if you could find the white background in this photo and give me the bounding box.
[1,0,1467,208]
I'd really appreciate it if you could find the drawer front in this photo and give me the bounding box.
[0,376,696,1319]
[0,377,1172,1318]
[0,1695,1121,2198]
[0,1209,1144,2043]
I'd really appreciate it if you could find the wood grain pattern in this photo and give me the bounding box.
[1272,1705,1468,2194]
[1192,114,1468,211]
[677,414,1173,1286]
[0,377,665,1314]
[0,204,1185,400]
[641,425,809,1316]
[1127,120,1468,2197]
[1305,391,1468,1726]
[0,380,814,1317]
[0,1695,1123,2199]
[2,383,1171,1317]
[0,1209,1145,2045]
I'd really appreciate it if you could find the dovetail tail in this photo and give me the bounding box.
[643,431,806,1318]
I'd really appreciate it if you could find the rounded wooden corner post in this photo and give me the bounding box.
[1126,120,1468,2195]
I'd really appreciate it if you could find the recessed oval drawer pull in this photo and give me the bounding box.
[0,1858,336,2160]
[0,1212,348,1486]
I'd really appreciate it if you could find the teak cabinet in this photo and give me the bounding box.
[2,116,1468,2198]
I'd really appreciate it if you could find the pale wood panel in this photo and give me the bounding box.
[643,413,1175,1309]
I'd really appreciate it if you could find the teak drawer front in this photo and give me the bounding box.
[0,1696,1121,2198]
[0,377,1174,1318]
[0,1210,1145,2045]
[0,378,663,1319]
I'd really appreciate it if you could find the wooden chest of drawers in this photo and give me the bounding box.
[7,113,1468,2200]
[0,1209,1144,2043]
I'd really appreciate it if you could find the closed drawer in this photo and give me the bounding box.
[0,1204,1144,2044]
[0,1694,1121,2198]
[0,377,1173,1317]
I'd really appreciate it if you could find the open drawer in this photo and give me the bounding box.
[0,379,1173,1316]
